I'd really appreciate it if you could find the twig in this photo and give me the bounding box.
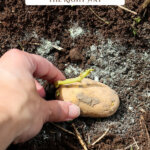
[28,42,41,46]
[118,5,137,15]
[51,123,75,136]
[72,123,88,150]
[133,137,139,150]
[141,0,150,10]
[140,115,150,149]
[29,42,63,51]
[124,142,139,150]
[88,7,109,24]
[91,128,109,146]
[51,44,64,51]
[49,131,56,134]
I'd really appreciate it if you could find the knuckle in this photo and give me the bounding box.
[4,49,22,58]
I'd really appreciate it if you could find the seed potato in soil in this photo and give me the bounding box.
[0,0,149,150]
[57,78,120,118]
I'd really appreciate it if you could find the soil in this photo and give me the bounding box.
[0,0,150,149]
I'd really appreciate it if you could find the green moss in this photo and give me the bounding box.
[134,17,141,24]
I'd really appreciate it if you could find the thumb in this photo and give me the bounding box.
[43,100,80,122]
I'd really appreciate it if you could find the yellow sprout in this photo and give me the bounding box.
[55,69,94,88]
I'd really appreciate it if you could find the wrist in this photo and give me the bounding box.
[0,107,20,149]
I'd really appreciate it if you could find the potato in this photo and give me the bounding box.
[56,78,120,118]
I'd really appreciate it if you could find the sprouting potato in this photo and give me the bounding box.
[55,69,120,118]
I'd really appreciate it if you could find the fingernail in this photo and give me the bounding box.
[68,104,80,119]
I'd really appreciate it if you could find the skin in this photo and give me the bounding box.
[0,49,80,150]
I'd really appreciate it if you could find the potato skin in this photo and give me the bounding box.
[57,78,120,118]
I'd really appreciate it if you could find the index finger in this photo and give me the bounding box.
[31,54,65,82]
[1,49,65,83]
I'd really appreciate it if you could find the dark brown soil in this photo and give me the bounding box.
[0,0,150,150]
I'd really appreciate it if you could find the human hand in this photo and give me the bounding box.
[0,49,80,149]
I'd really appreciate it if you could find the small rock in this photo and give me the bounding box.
[69,48,83,62]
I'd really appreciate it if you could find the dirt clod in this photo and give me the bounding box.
[69,48,83,62]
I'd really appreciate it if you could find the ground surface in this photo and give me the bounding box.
[0,0,150,149]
